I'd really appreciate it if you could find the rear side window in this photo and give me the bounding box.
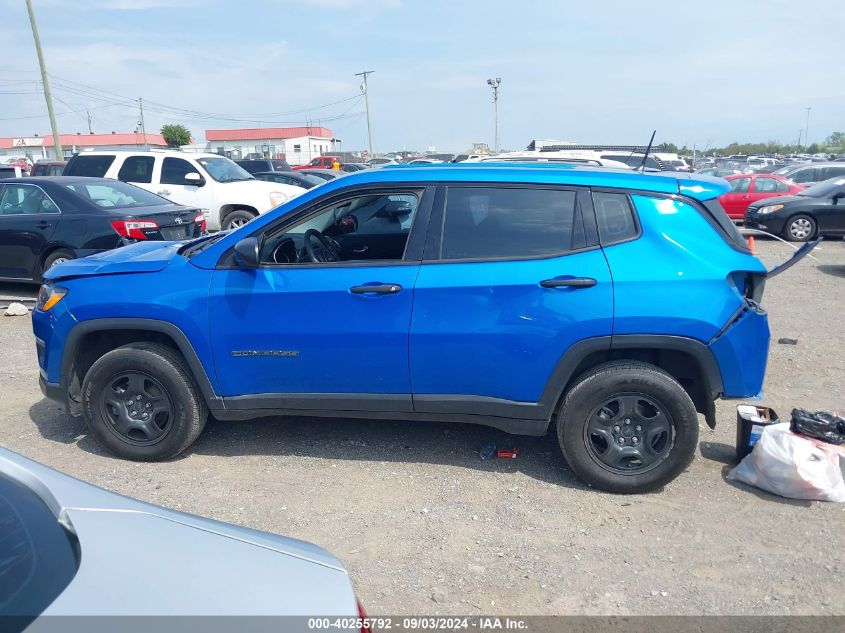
[790,168,817,184]
[63,155,115,177]
[754,177,788,193]
[441,187,579,260]
[117,156,155,184]
[592,192,637,244]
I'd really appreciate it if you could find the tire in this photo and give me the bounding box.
[783,214,817,242]
[221,208,257,231]
[81,342,208,461]
[42,249,75,274]
[557,361,699,494]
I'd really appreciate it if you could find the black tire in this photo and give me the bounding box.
[42,249,75,274]
[81,342,207,461]
[557,361,699,494]
[221,208,257,231]
[783,214,817,242]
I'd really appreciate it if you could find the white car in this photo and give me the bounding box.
[63,149,305,231]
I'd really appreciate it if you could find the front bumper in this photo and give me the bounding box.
[39,373,64,403]
[744,210,786,234]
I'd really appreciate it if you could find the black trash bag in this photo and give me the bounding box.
[790,408,845,445]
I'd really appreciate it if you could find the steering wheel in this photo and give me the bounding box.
[303,229,341,263]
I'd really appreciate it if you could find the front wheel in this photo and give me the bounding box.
[783,214,817,242]
[557,361,699,494]
[42,249,75,275]
[81,343,207,461]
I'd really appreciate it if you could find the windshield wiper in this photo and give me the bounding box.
[180,233,226,257]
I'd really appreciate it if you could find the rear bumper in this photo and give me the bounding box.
[708,307,770,398]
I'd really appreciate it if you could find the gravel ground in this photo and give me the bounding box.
[0,239,843,616]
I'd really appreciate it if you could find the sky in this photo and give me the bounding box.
[0,0,842,153]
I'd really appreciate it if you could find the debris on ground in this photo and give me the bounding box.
[479,443,497,460]
[3,302,29,317]
[777,337,799,345]
[497,448,520,459]
[790,408,845,446]
[727,423,845,502]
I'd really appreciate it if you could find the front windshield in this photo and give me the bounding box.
[798,177,845,198]
[197,157,254,183]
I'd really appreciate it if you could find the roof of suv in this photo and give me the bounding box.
[340,163,729,201]
[74,149,223,160]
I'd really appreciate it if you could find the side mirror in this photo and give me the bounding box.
[184,172,204,187]
[233,236,260,269]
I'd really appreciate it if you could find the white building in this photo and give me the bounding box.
[205,126,337,166]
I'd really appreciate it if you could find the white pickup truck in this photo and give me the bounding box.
[63,149,304,230]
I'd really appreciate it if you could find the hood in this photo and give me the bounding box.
[44,240,183,281]
[747,194,805,209]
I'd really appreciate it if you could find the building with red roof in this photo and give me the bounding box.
[0,131,168,161]
[204,126,336,166]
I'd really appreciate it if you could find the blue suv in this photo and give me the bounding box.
[34,165,778,493]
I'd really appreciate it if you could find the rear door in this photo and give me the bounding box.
[409,184,613,418]
[748,176,789,207]
[0,183,60,279]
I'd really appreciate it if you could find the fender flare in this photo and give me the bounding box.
[60,318,224,410]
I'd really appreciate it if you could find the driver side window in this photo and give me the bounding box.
[259,191,420,265]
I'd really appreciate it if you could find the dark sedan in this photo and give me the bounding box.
[0,177,204,282]
[745,177,845,241]
[253,171,324,189]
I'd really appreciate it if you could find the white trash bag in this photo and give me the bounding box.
[727,422,845,502]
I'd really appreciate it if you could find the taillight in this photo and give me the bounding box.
[111,219,159,240]
[194,211,207,233]
[357,597,371,633]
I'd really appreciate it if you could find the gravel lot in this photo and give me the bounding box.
[1,239,844,616]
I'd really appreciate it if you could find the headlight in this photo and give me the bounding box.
[757,204,784,215]
[269,191,288,206]
[36,284,67,312]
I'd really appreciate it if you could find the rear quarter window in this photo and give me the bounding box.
[63,155,115,178]
[592,192,638,244]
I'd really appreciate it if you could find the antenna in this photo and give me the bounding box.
[637,130,656,171]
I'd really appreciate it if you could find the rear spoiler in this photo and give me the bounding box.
[766,238,821,279]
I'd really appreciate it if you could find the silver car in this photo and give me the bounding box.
[0,447,363,629]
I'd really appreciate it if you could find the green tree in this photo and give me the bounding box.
[160,124,192,147]
[825,132,845,148]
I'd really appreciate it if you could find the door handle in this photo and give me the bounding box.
[36,220,51,229]
[157,189,171,196]
[539,277,597,289]
[349,283,402,295]
[352,246,369,253]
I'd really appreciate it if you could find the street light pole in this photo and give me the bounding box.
[487,77,501,152]
[25,0,63,159]
[804,107,812,149]
[355,70,374,158]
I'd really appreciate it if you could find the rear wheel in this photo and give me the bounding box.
[43,249,75,274]
[222,208,257,231]
[783,214,816,242]
[81,343,207,461]
[557,361,699,493]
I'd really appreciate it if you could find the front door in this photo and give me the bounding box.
[410,185,613,416]
[153,156,214,214]
[0,183,60,279]
[209,187,432,411]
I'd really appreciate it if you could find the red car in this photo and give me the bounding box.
[718,173,804,220]
[293,155,340,170]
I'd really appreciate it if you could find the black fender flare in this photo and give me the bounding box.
[60,318,224,410]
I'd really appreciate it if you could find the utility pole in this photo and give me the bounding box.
[25,0,63,159]
[138,97,147,148]
[487,77,501,152]
[86,110,93,134]
[804,107,812,149]
[355,70,374,158]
